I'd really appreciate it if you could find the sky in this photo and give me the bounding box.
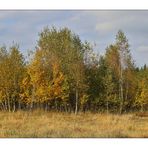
[0,10,148,67]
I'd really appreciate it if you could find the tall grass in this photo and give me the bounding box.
[0,111,147,138]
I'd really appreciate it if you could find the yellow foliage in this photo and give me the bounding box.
[135,78,148,108]
[80,94,89,106]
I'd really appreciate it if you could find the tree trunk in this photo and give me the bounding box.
[125,82,129,112]
[30,85,35,111]
[13,101,16,112]
[141,104,144,112]
[30,101,33,111]
[120,81,123,114]
[64,104,67,112]
[45,102,48,112]
[7,97,11,112]
[55,99,58,111]
[106,97,109,114]
[6,90,11,112]
[75,88,78,115]
[119,60,123,114]
[18,100,21,110]
[125,82,128,101]
[0,102,5,111]
[4,99,7,111]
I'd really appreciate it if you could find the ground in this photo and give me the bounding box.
[0,111,147,138]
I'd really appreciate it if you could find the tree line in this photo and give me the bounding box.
[0,26,147,113]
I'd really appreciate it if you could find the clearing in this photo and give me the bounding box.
[0,111,147,138]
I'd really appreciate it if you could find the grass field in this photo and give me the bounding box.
[0,111,147,138]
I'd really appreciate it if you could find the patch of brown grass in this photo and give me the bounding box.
[0,111,147,138]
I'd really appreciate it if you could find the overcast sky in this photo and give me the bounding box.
[0,10,148,67]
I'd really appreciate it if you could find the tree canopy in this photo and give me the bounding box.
[0,27,147,113]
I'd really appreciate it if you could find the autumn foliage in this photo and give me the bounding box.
[0,27,147,113]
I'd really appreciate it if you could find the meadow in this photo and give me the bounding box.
[0,111,147,138]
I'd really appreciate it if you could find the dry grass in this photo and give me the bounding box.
[0,110,147,138]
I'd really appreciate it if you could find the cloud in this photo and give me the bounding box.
[0,10,148,66]
[137,46,148,52]
[96,22,114,33]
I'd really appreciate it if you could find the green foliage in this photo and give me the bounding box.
[0,27,147,113]
[134,67,148,111]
